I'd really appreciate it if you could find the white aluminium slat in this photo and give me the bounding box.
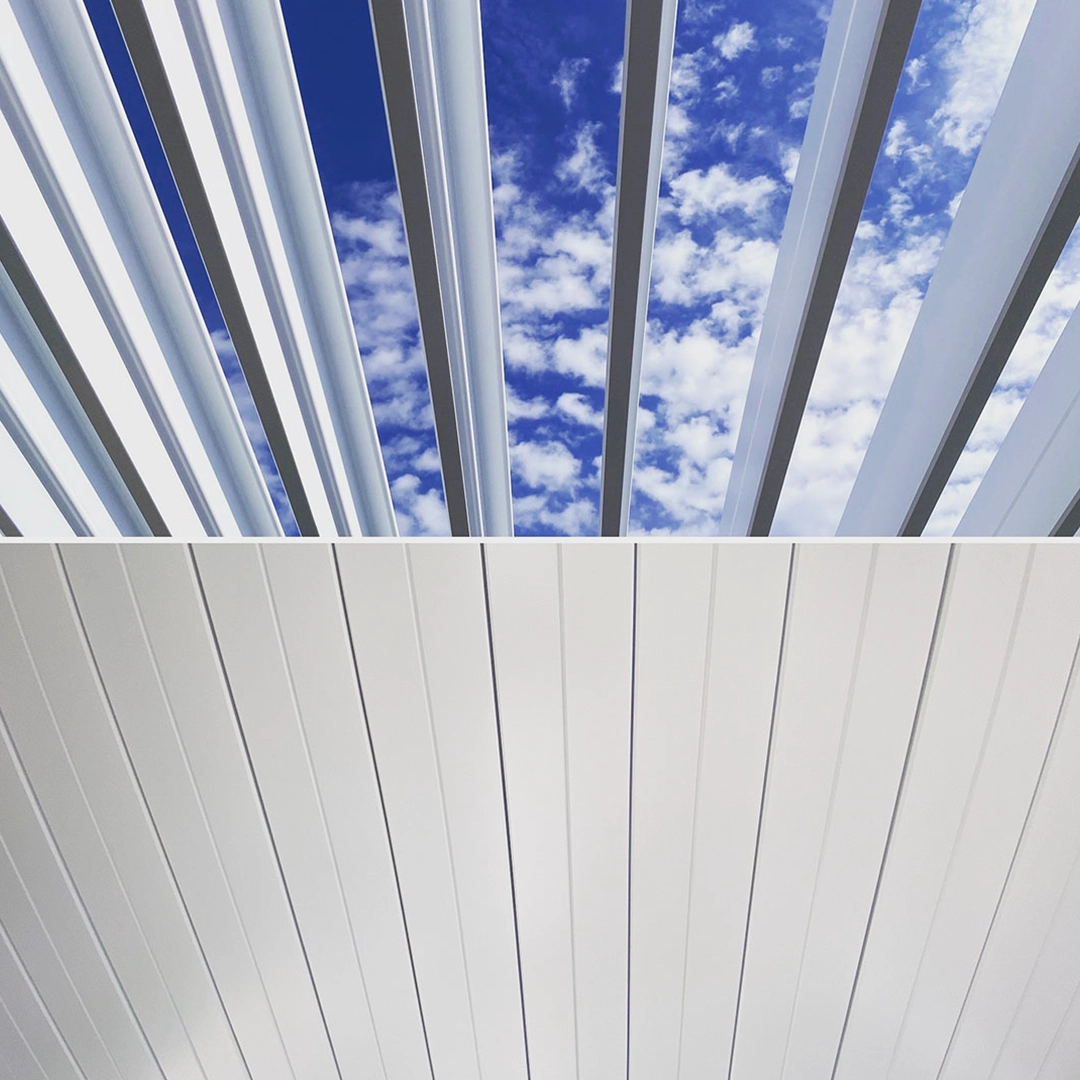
[1036,978,1080,1080]
[0,723,156,1080]
[0,267,127,536]
[840,0,1080,536]
[0,110,199,535]
[957,302,1080,536]
[938,617,1080,1080]
[882,544,1080,1078]
[0,970,56,1080]
[0,544,251,1080]
[599,0,678,535]
[628,542,715,1079]
[560,543,635,1080]
[117,543,344,1080]
[336,543,496,1080]
[721,0,922,536]
[0,0,279,537]
[675,544,791,1079]
[729,544,875,1080]
[0,410,72,536]
[191,543,421,1080]
[482,543,580,1080]
[399,0,513,536]
[776,544,949,1080]
[833,543,1033,1078]
[113,0,392,537]
[59,543,299,1080]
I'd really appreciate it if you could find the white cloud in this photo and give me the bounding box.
[714,21,756,61]
[667,163,778,222]
[511,440,582,490]
[557,392,604,428]
[552,57,590,110]
[391,474,450,536]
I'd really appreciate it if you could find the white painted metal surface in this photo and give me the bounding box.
[0,0,278,536]
[722,0,922,536]
[840,0,1080,536]
[957,301,1080,536]
[0,540,1077,1080]
[113,0,394,537]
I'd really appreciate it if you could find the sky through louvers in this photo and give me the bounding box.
[91,0,1080,536]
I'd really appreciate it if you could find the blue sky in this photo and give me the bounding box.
[86,0,1080,536]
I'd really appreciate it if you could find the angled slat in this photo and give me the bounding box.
[832,544,1033,1078]
[0,545,246,1080]
[628,541,717,1078]
[675,544,791,1077]
[0,121,194,535]
[560,543,635,1080]
[840,0,1080,535]
[957,301,1080,536]
[336,543,522,1080]
[111,0,395,537]
[0,409,73,536]
[0,264,134,535]
[368,0,512,536]
[117,543,344,1080]
[599,0,678,536]
[721,0,922,536]
[0,951,74,1080]
[938,611,1080,1080]
[0,0,280,537]
[1035,977,1080,1080]
[192,542,425,1080]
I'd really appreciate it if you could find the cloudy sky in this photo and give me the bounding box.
[89,0,1080,536]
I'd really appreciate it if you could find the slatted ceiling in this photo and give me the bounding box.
[675,545,790,1078]
[885,544,1080,1078]
[187,544,384,1080]
[995,854,1080,1080]
[483,544,579,1080]
[258,543,430,1080]
[0,838,112,1080]
[730,544,874,1079]
[335,543,487,1080]
[0,946,65,1080]
[2,0,278,538]
[777,543,949,1080]
[832,543,1033,1079]
[558,543,633,1080]
[0,546,224,1080]
[117,542,336,1080]
[396,544,525,1080]
[628,542,716,1079]
[59,543,301,1080]
[0,722,153,1080]
[939,639,1080,1080]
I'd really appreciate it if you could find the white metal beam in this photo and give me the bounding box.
[840,0,1080,536]
[720,0,922,536]
[956,300,1080,536]
[369,0,513,536]
[0,0,280,536]
[111,0,396,536]
[599,0,678,536]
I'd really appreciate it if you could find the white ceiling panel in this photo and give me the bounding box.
[0,540,1077,1080]
[59,542,298,1080]
[833,543,1034,1078]
[677,543,791,1080]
